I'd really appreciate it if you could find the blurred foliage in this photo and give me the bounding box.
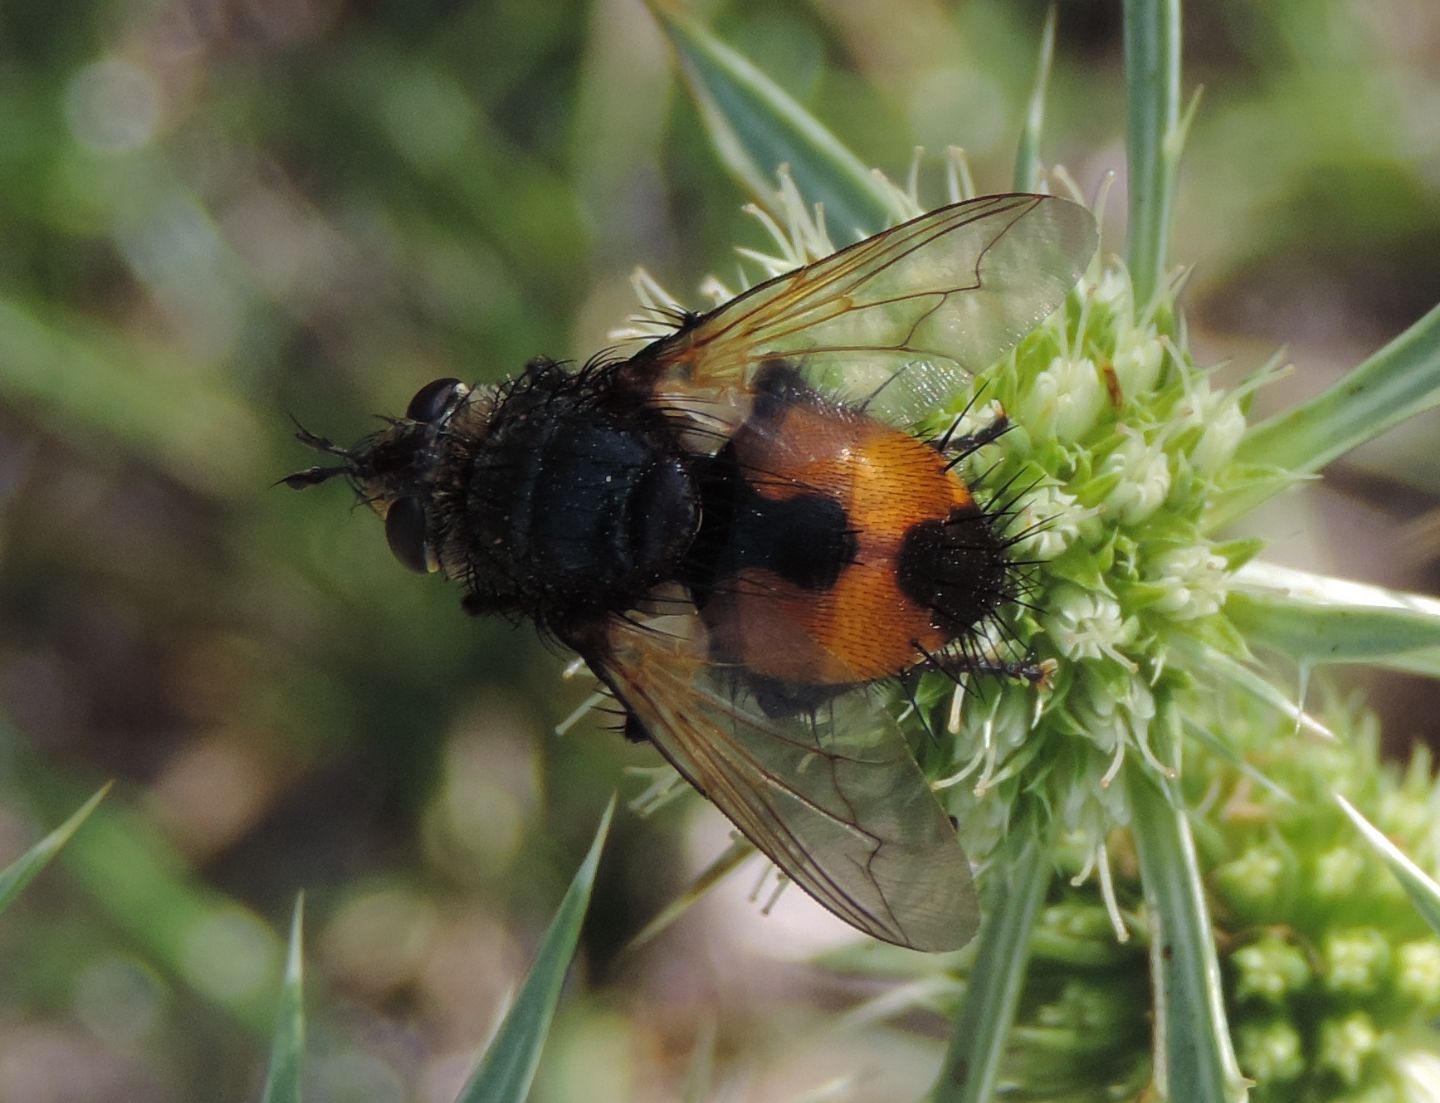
[0,0,1435,1100]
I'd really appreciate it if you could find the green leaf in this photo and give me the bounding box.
[0,784,109,915]
[647,2,895,239]
[1013,7,1058,193]
[260,896,306,1103]
[1337,796,1440,937]
[1126,765,1247,1103]
[1221,303,1440,526]
[1227,561,1440,676]
[1228,594,1440,667]
[1121,0,1182,307]
[1374,648,1440,679]
[929,834,1050,1103]
[454,797,614,1103]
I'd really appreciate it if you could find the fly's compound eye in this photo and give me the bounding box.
[385,496,433,573]
[405,377,465,424]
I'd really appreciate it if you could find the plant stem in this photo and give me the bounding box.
[1122,0,1182,307]
[1126,764,1247,1103]
[930,834,1050,1103]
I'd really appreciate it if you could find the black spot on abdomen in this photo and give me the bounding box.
[685,444,856,603]
[756,493,855,590]
[896,504,1011,633]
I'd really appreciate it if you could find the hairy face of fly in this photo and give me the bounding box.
[285,377,480,575]
[350,426,447,575]
[358,423,454,509]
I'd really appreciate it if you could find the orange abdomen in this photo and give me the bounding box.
[699,401,982,686]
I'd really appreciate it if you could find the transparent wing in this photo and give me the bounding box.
[589,614,979,951]
[639,193,1097,427]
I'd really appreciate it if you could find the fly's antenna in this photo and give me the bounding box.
[279,465,349,489]
[291,417,349,456]
[279,417,353,490]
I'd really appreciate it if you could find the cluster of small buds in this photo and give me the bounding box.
[1204,727,1440,1100]
[941,714,1440,1101]
[919,236,1432,1100]
[940,254,1254,866]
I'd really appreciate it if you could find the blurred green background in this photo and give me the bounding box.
[0,1,1436,1100]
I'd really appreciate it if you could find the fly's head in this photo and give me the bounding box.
[283,377,491,575]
